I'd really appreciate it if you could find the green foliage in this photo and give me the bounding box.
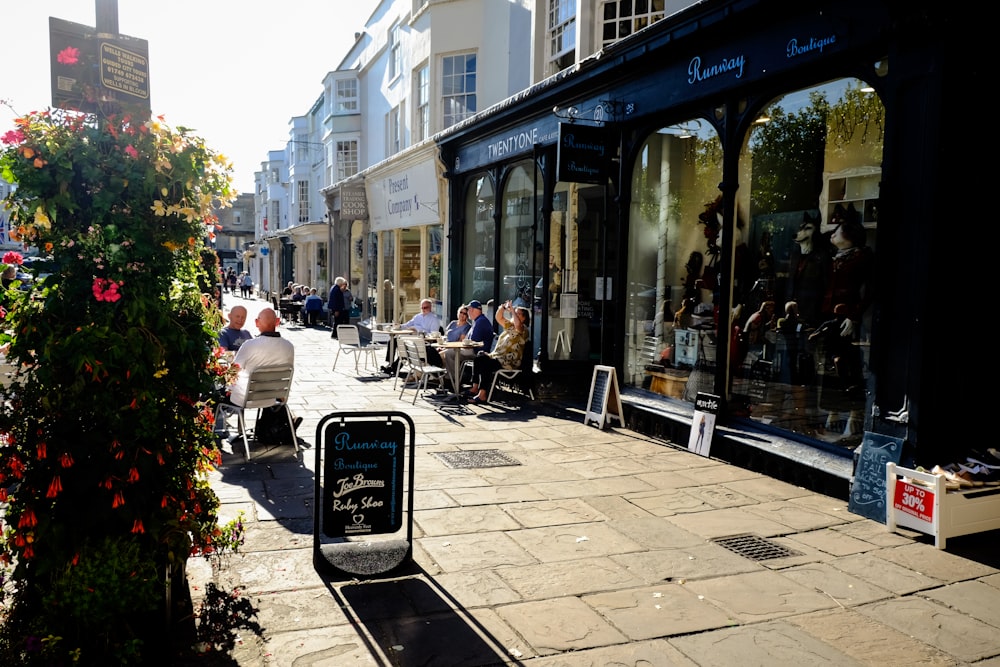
[0,107,236,663]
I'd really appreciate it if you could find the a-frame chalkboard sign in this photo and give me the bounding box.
[584,365,624,429]
[313,411,416,579]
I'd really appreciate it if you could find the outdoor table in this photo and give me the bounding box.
[437,340,483,401]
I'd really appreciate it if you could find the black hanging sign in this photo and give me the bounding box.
[557,123,611,184]
[322,419,405,537]
[49,17,151,116]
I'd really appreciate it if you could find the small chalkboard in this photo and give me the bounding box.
[322,419,406,537]
[848,432,904,523]
[584,365,624,429]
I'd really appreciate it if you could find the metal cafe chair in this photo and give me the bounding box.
[215,364,296,462]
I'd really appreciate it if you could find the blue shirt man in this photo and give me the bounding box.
[442,299,493,392]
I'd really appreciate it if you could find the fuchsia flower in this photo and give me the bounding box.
[56,46,80,65]
[92,277,123,303]
[124,145,138,158]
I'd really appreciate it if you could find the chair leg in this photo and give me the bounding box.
[238,411,251,461]
[284,408,299,453]
[332,349,341,371]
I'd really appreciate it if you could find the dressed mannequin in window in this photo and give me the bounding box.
[785,212,830,328]
[823,206,873,339]
[818,205,874,437]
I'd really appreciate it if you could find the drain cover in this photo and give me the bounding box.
[433,449,521,469]
[712,533,801,561]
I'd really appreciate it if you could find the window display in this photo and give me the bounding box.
[625,78,883,451]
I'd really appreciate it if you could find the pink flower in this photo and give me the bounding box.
[2,251,24,265]
[124,145,138,158]
[92,277,123,303]
[1,129,25,145]
[56,46,80,65]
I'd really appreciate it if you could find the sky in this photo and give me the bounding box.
[2,0,378,194]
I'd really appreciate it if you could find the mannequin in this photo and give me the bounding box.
[817,205,873,436]
[823,206,873,338]
[786,212,830,327]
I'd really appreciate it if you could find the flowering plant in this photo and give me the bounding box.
[0,105,235,663]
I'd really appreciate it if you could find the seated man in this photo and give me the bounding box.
[218,305,253,351]
[442,299,494,393]
[381,298,442,373]
[226,308,295,405]
[303,288,325,326]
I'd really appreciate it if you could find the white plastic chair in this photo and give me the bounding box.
[399,337,447,404]
[216,365,296,461]
[333,324,379,373]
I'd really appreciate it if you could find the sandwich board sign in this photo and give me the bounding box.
[584,365,624,429]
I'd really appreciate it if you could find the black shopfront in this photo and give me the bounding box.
[437,0,969,492]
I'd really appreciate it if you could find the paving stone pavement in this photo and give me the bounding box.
[186,293,1000,666]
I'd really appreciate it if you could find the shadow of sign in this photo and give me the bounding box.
[331,572,524,666]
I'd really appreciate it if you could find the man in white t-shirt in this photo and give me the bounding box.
[227,308,294,405]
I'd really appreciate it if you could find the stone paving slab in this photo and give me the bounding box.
[418,531,537,570]
[668,620,865,666]
[612,543,761,584]
[827,552,944,595]
[414,505,522,535]
[682,570,839,622]
[259,625,385,667]
[869,541,999,583]
[495,556,644,599]
[922,579,1000,627]
[499,497,610,528]
[857,596,1000,662]
[778,561,895,606]
[505,522,647,562]
[518,638,698,667]
[584,583,736,639]
[787,608,957,666]
[495,597,629,655]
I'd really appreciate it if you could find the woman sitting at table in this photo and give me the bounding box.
[426,304,470,368]
[468,301,529,405]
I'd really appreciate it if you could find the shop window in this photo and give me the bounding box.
[462,174,496,306]
[625,119,724,398]
[500,162,543,356]
[733,78,883,449]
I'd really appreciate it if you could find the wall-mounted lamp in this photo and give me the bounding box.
[552,105,580,122]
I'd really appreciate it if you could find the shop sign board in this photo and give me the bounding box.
[49,17,150,115]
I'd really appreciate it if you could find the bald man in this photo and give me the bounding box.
[219,305,253,351]
[226,308,295,404]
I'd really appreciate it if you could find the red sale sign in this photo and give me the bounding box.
[893,481,935,523]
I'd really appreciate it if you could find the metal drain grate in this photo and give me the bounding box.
[432,449,521,469]
[712,533,801,561]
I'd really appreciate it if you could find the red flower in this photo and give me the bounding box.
[1,129,25,145]
[18,509,37,528]
[56,46,80,65]
[46,476,63,498]
[2,251,24,265]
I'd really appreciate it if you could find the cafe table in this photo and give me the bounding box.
[436,340,483,400]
